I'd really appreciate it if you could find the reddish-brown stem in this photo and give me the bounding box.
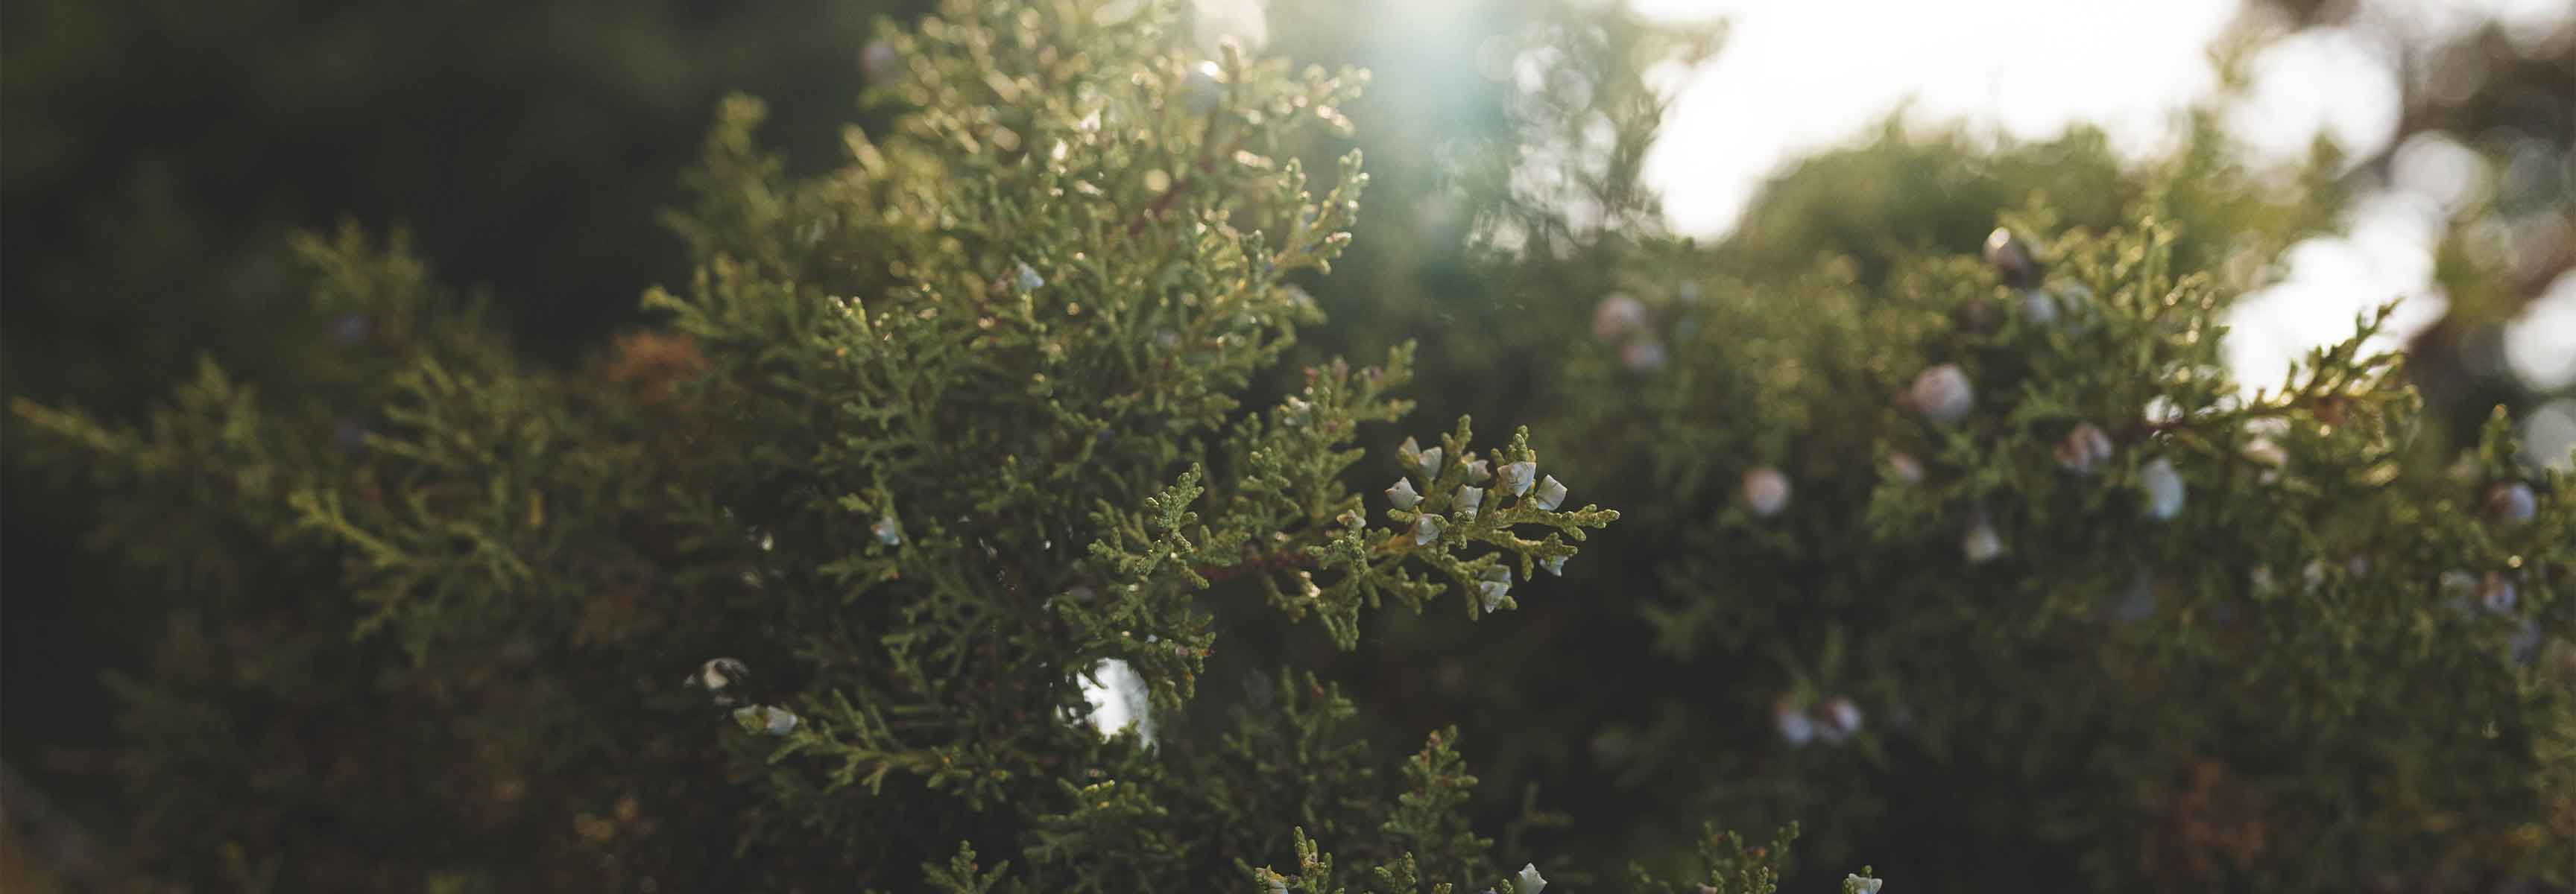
[1199,548,1313,585]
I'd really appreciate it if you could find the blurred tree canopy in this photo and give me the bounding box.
[1,0,921,805]
[2244,0,2575,437]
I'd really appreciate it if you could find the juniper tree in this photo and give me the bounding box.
[1272,25,2567,877]
[1516,181,2574,890]
[0,1,1751,890]
[10,1,2574,892]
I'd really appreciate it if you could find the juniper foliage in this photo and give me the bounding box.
[8,1,2573,892]
[1529,183,2575,889]
[7,1,1655,890]
[1330,33,2575,881]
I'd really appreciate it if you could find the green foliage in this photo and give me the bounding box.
[1378,727,1493,884]
[8,0,2572,891]
[925,842,1016,894]
[7,1,1630,889]
[1623,822,1802,894]
[1527,202,2574,888]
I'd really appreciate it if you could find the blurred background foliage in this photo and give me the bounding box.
[1,0,924,883]
[3,0,2569,889]
[2,0,919,820]
[2246,0,2574,443]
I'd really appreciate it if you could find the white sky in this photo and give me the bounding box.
[1632,0,2246,235]
[1080,658,1155,744]
[1631,0,2568,237]
[1623,0,2573,462]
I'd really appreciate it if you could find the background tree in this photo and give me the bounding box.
[1,0,923,842]
[2241,0,2575,441]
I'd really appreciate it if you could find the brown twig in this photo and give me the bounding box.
[2118,393,2339,444]
[1124,111,1253,236]
[1199,547,1314,585]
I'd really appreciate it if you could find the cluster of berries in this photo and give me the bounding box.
[1385,437,1575,612]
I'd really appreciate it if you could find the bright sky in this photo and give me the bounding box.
[1632,0,2247,235]
[1622,0,2575,463]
